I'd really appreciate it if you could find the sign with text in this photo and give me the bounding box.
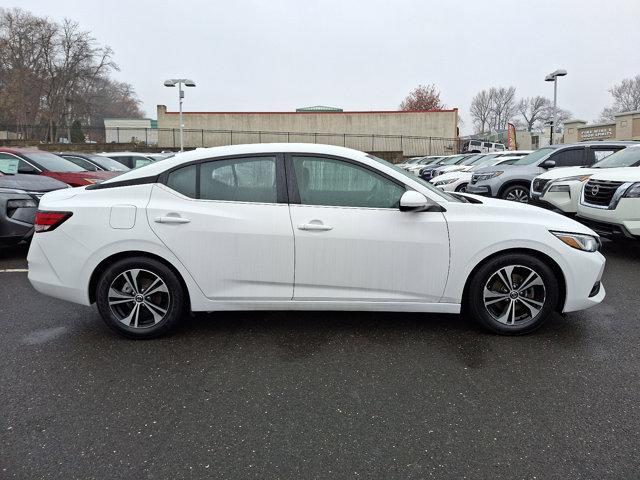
[0,158,19,174]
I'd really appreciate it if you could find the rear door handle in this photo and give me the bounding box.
[154,216,191,224]
[297,223,333,231]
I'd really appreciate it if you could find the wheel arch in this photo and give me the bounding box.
[88,250,191,310]
[461,248,567,312]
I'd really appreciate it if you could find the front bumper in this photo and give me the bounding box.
[466,184,492,196]
[577,198,640,238]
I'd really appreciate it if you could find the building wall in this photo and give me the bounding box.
[156,105,458,156]
[564,111,640,143]
[104,118,158,145]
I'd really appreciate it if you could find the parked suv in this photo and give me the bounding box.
[531,144,640,214]
[467,142,634,203]
[577,168,640,239]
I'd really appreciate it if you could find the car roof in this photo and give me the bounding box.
[100,143,373,184]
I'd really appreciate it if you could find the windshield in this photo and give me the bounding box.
[367,154,462,203]
[593,147,640,168]
[88,155,130,171]
[438,154,467,166]
[23,151,86,172]
[460,154,484,166]
[512,147,557,166]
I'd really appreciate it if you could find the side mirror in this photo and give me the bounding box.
[541,159,556,169]
[399,191,431,212]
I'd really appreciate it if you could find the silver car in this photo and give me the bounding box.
[466,142,635,203]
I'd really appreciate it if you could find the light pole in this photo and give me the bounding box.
[164,78,196,151]
[545,69,567,145]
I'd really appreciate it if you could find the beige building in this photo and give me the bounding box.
[564,110,640,143]
[156,105,459,156]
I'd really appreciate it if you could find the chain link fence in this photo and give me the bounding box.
[0,125,461,158]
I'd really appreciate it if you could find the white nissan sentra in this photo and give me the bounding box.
[27,144,606,339]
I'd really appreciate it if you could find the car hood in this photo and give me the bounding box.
[459,194,598,236]
[536,166,596,180]
[589,167,640,182]
[0,173,69,192]
[473,164,537,176]
[432,171,471,182]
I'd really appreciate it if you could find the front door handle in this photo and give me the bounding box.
[297,223,333,231]
[154,216,191,224]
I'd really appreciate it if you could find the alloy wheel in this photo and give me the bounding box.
[108,269,171,328]
[505,187,529,203]
[482,265,546,325]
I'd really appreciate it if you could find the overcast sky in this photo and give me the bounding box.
[10,0,640,133]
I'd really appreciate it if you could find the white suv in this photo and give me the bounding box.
[531,144,640,214]
[577,168,640,240]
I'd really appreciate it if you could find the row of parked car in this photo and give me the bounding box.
[403,141,640,241]
[0,148,174,247]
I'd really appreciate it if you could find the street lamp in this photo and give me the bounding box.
[545,69,567,145]
[164,78,196,151]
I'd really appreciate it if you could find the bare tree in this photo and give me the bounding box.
[469,89,493,134]
[518,96,551,131]
[599,75,640,122]
[399,84,444,111]
[0,7,143,141]
[488,86,517,132]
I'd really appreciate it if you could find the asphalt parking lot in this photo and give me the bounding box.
[1,242,639,479]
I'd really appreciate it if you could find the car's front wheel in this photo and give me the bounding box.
[96,257,186,339]
[501,184,530,203]
[467,253,559,335]
[455,183,469,193]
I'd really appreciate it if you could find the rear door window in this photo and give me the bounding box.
[200,156,277,203]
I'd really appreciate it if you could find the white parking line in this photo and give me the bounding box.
[0,268,28,273]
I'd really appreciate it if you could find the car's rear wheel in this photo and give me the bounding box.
[96,257,185,339]
[467,253,559,335]
[501,184,530,203]
[455,183,469,193]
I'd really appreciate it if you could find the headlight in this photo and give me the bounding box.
[83,178,99,184]
[474,171,503,182]
[623,182,640,198]
[551,231,600,252]
[434,178,458,185]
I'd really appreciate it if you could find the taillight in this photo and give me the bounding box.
[34,211,72,232]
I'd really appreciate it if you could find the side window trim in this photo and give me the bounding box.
[284,153,407,208]
[159,153,287,204]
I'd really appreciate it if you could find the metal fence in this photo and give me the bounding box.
[0,125,461,157]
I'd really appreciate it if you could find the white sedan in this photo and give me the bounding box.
[28,144,606,338]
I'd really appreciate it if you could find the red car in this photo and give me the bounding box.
[0,147,122,187]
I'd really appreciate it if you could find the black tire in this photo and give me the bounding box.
[500,184,530,203]
[455,183,469,193]
[96,256,186,339]
[466,253,559,335]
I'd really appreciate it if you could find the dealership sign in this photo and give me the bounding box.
[580,126,614,141]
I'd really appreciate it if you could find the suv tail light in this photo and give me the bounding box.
[34,211,72,232]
